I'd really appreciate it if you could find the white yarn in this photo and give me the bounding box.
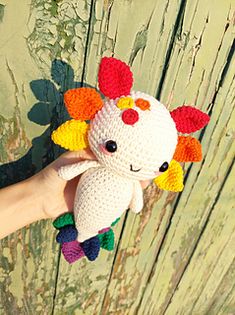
[58,160,100,180]
[59,91,178,242]
[89,91,177,180]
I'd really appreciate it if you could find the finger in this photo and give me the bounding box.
[60,148,95,161]
[63,176,80,210]
[52,149,96,170]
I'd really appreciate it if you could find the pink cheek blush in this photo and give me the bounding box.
[154,171,161,177]
[99,144,113,156]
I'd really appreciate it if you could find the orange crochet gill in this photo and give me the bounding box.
[64,87,103,120]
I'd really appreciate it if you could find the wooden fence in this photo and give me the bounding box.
[0,0,234,314]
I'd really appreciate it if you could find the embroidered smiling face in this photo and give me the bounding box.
[88,91,178,180]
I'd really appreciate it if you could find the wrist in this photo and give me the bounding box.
[28,173,49,220]
[19,176,47,223]
[0,175,47,239]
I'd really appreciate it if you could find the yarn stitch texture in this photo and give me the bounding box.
[154,160,184,192]
[173,136,202,162]
[64,87,103,120]
[170,105,210,133]
[51,57,210,263]
[56,225,78,243]
[53,212,75,229]
[98,57,133,99]
[51,120,89,151]
[117,97,134,110]
[135,98,150,111]
[62,241,85,264]
[98,229,115,251]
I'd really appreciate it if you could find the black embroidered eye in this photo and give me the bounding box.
[105,140,117,153]
[159,162,169,172]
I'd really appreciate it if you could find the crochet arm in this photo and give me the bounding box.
[129,181,144,214]
[58,160,100,180]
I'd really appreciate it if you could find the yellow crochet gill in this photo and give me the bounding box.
[154,160,184,192]
[51,119,89,151]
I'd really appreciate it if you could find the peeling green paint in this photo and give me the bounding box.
[129,27,148,66]
[0,107,30,164]
[8,244,24,308]
[0,4,4,22]
[0,0,235,314]
[27,0,91,75]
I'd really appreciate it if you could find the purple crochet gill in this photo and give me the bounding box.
[62,241,85,264]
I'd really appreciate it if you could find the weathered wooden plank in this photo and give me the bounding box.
[53,0,235,314]
[137,13,235,314]
[85,0,182,95]
[1,0,234,314]
[159,0,235,108]
[163,164,235,314]
[0,0,91,313]
[0,224,59,315]
[53,0,184,313]
[99,1,235,314]
[206,258,235,315]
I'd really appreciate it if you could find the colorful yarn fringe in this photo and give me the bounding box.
[53,213,119,263]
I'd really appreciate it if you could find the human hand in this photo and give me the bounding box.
[0,149,150,240]
[35,148,151,220]
[34,149,96,219]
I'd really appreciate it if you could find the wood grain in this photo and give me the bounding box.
[53,0,184,313]
[0,0,234,314]
[0,1,91,314]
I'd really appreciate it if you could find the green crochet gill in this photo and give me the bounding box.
[53,213,75,229]
[111,217,120,226]
[98,229,115,251]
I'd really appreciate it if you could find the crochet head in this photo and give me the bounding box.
[88,91,178,180]
[51,57,210,191]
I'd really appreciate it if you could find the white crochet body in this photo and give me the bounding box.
[74,167,137,242]
[59,91,178,242]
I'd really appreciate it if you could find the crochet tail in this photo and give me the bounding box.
[53,213,117,263]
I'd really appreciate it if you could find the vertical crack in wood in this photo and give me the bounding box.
[51,248,62,315]
[161,159,234,315]
[207,38,235,113]
[99,211,130,314]
[155,0,187,100]
[190,227,235,313]
[136,37,235,312]
[81,0,96,86]
[214,257,235,314]
[135,189,184,315]
[50,0,95,310]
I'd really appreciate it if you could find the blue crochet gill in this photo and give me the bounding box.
[80,236,101,261]
[56,225,78,243]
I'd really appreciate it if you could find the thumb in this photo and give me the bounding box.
[46,148,96,173]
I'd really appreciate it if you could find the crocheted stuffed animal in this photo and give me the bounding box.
[52,57,210,263]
